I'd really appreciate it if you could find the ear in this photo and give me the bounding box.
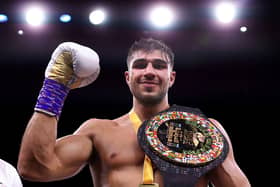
[124,71,130,84]
[169,71,176,88]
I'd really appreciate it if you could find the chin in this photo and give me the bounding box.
[137,94,165,106]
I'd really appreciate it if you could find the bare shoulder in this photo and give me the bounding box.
[208,118,231,143]
[73,112,131,135]
[113,113,130,126]
[208,118,233,158]
[74,118,121,136]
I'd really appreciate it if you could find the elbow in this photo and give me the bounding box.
[17,157,45,181]
[241,176,251,187]
[17,161,33,180]
[17,162,51,182]
[18,169,31,181]
[17,150,33,179]
[17,158,36,180]
[17,156,60,182]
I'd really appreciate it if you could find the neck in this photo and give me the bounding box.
[131,97,170,121]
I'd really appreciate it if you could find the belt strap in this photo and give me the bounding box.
[129,110,154,184]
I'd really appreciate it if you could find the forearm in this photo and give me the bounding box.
[18,112,58,179]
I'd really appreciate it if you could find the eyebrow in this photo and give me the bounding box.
[132,58,169,63]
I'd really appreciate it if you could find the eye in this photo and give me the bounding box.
[152,59,168,69]
[132,59,148,69]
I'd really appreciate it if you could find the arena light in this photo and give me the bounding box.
[0,14,8,23]
[59,14,71,23]
[148,5,175,29]
[25,6,46,27]
[89,9,106,25]
[240,26,247,32]
[214,2,237,24]
[18,30,24,35]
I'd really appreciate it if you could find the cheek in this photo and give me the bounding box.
[130,71,142,82]
[127,72,138,87]
[161,73,171,84]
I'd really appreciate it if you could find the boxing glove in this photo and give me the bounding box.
[35,42,100,118]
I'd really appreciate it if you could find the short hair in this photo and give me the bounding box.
[126,38,174,69]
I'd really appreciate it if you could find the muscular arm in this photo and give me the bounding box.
[207,118,251,187]
[17,112,93,181]
[18,42,100,182]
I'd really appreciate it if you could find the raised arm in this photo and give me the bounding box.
[208,118,251,187]
[17,42,100,181]
[18,113,94,181]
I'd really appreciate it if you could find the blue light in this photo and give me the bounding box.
[0,14,8,23]
[59,14,71,23]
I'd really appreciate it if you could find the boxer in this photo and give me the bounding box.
[18,38,250,187]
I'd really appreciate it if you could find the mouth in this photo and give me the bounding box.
[139,79,159,84]
[139,81,159,86]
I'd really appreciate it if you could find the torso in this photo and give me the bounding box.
[80,114,209,187]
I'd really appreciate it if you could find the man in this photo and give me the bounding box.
[0,159,22,187]
[17,38,250,186]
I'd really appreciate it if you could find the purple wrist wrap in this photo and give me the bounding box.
[35,78,70,118]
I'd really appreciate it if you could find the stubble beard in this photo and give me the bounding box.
[132,87,167,106]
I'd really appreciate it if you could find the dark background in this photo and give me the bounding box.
[0,0,277,186]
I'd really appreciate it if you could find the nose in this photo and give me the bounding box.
[143,62,156,79]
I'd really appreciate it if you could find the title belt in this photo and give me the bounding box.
[137,105,229,187]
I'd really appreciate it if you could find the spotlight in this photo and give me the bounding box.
[18,30,24,35]
[59,14,71,23]
[240,26,247,32]
[149,5,175,29]
[214,2,237,24]
[25,6,46,27]
[0,14,8,23]
[89,9,106,25]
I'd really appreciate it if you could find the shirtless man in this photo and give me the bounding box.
[17,38,250,187]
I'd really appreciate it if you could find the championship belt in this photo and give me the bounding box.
[137,105,229,187]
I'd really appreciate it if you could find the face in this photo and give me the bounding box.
[125,50,176,106]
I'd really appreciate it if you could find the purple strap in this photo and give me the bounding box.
[35,78,70,118]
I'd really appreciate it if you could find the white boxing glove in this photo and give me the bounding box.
[35,42,100,118]
[45,42,100,89]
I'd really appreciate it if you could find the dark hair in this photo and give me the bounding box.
[127,38,174,69]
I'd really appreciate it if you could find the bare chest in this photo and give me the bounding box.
[93,125,144,167]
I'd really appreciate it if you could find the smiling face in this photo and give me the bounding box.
[125,50,176,106]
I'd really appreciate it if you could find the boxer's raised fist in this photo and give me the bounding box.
[35,42,100,117]
[46,42,100,89]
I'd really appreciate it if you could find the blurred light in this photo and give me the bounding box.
[60,14,71,23]
[18,30,24,35]
[214,2,237,24]
[25,6,46,26]
[240,26,247,32]
[0,14,8,23]
[149,5,175,29]
[89,9,106,25]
